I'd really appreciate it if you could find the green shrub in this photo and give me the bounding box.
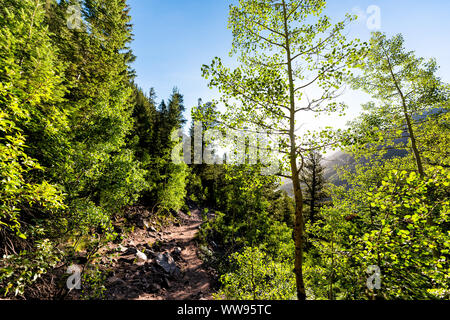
[215,247,296,300]
[0,239,61,297]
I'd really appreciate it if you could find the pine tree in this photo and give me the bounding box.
[188,100,225,206]
[45,0,146,233]
[129,85,157,161]
[154,89,188,213]
[167,88,187,129]
[300,151,327,225]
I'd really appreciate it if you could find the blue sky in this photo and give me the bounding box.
[128,0,450,128]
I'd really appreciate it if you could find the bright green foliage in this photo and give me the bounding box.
[202,0,366,300]
[79,266,107,300]
[316,33,450,299]
[302,34,449,299]
[0,112,65,239]
[95,149,148,212]
[269,190,295,228]
[0,0,155,297]
[2,0,448,302]
[196,162,296,300]
[417,108,450,168]
[157,161,189,213]
[45,0,146,233]
[0,239,61,296]
[351,33,448,120]
[202,0,363,149]
[360,167,450,299]
[216,247,296,300]
[0,0,69,295]
[149,89,188,213]
[128,85,190,213]
[310,165,450,300]
[202,164,289,247]
[128,85,189,214]
[0,0,67,238]
[349,32,449,175]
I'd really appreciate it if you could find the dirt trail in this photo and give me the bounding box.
[104,207,217,300]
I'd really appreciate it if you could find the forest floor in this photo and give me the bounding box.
[102,205,218,300]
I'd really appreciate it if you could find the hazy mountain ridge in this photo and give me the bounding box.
[279,108,448,196]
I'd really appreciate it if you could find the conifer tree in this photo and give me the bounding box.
[129,85,157,162]
[45,0,146,234]
[300,151,327,224]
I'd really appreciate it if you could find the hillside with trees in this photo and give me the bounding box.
[0,0,449,301]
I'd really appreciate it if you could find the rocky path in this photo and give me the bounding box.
[103,207,217,300]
